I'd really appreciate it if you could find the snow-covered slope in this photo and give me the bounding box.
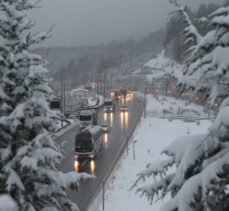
[132,51,184,82]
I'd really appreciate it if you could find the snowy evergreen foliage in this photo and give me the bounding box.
[134,2,229,211]
[0,194,17,211]
[0,1,91,210]
[175,2,229,103]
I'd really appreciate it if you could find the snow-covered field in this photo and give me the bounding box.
[97,95,212,211]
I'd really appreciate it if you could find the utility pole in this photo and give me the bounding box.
[60,67,65,127]
[144,86,146,118]
[103,69,106,98]
[97,73,99,103]
[63,70,65,114]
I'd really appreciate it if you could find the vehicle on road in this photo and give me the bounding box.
[75,125,104,160]
[101,123,109,133]
[104,98,115,112]
[121,105,128,112]
[79,109,97,129]
[112,90,122,101]
[120,89,127,98]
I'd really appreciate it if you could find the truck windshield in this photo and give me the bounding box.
[75,134,93,152]
[80,115,91,121]
[104,101,112,106]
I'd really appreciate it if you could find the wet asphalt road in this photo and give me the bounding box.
[58,95,144,211]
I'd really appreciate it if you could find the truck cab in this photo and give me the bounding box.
[79,109,97,129]
[104,99,115,112]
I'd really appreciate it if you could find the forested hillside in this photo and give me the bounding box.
[35,29,165,85]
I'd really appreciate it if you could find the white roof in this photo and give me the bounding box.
[80,110,95,115]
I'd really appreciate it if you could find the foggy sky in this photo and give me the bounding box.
[31,0,223,47]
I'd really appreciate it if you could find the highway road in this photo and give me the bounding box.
[57,94,144,211]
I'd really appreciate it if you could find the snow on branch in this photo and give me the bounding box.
[167,135,221,191]
[130,157,174,191]
[135,132,226,210]
[188,7,229,67]
[29,24,54,46]
[42,170,95,192]
[210,6,229,19]
[211,15,229,28]
[178,5,229,104]
[177,6,202,45]
[0,194,17,211]
[138,158,174,181]
[6,169,25,192]
[210,105,229,142]
[169,1,202,56]
[161,152,229,211]
[137,174,175,204]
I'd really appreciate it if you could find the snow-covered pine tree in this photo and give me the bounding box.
[0,1,91,210]
[133,2,229,211]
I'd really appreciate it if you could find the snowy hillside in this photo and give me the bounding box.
[132,51,184,82]
[34,30,165,84]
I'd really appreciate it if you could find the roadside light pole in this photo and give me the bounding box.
[126,137,129,156]
[102,180,105,210]
[133,140,137,160]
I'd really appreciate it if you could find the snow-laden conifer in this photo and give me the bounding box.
[134,2,229,211]
[0,194,17,211]
[0,1,92,210]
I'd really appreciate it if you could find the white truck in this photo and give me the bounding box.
[79,109,97,129]
[104,99,115,112]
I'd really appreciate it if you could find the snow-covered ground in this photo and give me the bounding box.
[97,94,212,211]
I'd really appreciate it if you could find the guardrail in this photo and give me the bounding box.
[52,120,80,146]
[146,110,214,121]
[54,119,72,133]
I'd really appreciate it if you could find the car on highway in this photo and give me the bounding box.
[121,105,128,112]
[101,123,109,133]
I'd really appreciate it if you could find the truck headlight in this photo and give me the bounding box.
[89,152,95,158]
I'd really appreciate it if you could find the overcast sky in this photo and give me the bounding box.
[31,0,223,47]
